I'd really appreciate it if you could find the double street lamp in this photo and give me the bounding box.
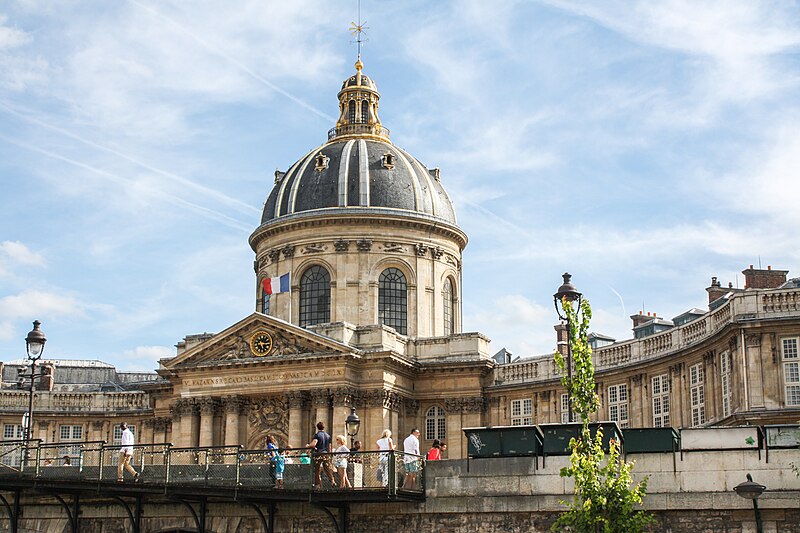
[23,320,47,463]
[554,273,582,424]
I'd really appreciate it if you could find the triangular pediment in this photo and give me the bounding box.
[161,313,359,369]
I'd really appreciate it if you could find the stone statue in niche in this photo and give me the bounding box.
[247,397,289,448]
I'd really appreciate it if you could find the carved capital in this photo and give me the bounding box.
[703,350,716,365]
[444,398,462,413]
[461,396,486,413]
[153,417,170,431]
[267,249,281,262]
[431,247,444,260]
[281,245,295,259]
[631,373,644,386]
[310,389,331,407]
[92,421,105,430]
[334,239,350,252]
[415,243,428,257]
[356,239,373,252]
[332,386,357,407]
[745,334,761,347]
[403,398,419,416]
[222,395,246,415]
[284,391,309,410]
[198,397,219,415]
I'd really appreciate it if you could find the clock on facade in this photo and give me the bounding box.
[249,330,275,356]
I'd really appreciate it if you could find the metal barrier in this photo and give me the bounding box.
[0,441,426,494]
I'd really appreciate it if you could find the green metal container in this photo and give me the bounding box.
[540,422,623,456]
[623,427,679,454]
[462,426,544,458]
[463,427,504,458]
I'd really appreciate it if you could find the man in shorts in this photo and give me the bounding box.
[402,428,420,489]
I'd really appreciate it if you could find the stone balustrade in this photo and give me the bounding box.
[494,287,800,385]
[0,390,150,413]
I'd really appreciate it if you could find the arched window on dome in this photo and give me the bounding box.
[378,267,407,335]
[261,292,270,315]
[425,406,446,441]
[300,265,331,327]
[348,100,356,124]
[361,99,370,124]
[443,277,455,336]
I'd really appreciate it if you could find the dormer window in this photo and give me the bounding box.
[382,153,395,170]
[274,170,285,184]
[314,152,330,171]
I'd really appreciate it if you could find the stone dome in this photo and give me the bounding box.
[260,139,457,226]
[255,60,459,229]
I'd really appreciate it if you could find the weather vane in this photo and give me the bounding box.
[349,0,368,60]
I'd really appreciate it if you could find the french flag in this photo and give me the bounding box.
[262,273,290,295]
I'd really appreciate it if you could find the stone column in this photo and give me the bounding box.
[669,363,684,428]
[444,399,466,459]
[311,389,331,436]
[221,396,244,448]
[141,419,154,447]
[703,352,718,422]
[198,398,218,448]
[285,391,309,448]
[332,387,357,440]
[631,374,645,427]
[173,399,200,448]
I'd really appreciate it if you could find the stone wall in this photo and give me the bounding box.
[2,450,798,532]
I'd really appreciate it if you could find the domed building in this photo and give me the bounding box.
[153,60,493,459]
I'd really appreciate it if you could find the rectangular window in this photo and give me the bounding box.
[690,363,705,427]
[3,424,23,440]
[720,351,732,417]
[113,425,136,445]
[59,425,83,441]
[560,394,576,423]
[651,374,670,427]
[1,425,24,467]
[782,337,800,406]
[607,384,629,428]
[510,398,533,425]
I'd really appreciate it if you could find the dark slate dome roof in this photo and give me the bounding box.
[260,138,458,226]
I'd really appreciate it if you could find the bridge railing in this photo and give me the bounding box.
[0,441,426,494]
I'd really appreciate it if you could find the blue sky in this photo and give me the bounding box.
[1,1,799,370]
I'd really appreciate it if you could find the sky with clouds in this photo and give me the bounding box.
[1,0,799,371]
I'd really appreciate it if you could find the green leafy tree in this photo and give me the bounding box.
[551,297,654,533]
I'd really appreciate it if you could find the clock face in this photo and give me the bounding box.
[250,330,274,357]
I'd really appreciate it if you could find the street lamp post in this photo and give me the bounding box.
[554,273,582,424]
[23,320,47,465]
[345,406,361,449]
[734,473,766,533]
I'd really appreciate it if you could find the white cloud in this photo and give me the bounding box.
[0,240,45,267]
[0,289,86,341]
[464,294,555,357]
[116,345,173,371]
[0,14,29,49]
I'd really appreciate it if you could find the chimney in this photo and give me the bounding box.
[37,364,55,391]
[742,265,788,289]
[706,276,728,304]
[630,311,654,330]
[554,323,568,357]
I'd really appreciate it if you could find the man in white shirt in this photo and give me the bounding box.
[402,428,420,489]
[117,422,139,482]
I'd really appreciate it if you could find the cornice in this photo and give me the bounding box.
[249,209,468,251]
